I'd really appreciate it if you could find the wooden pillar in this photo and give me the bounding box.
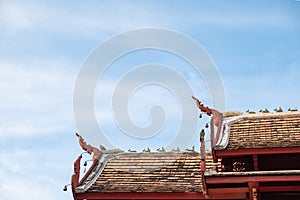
[200,129,208,198]
[200,129,206,172]
[248,181,260,200]
[253,154,259,170]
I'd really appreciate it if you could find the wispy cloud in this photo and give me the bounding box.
[170,0,300,31]
[0,1,164,38]
[0,148,77,200]
[0,60,75,137]
[2,0,296,40]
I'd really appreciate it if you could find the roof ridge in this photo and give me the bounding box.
[224,110,300,120]
[108,151,200,156]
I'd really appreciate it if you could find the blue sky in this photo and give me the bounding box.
[1,0,300,199]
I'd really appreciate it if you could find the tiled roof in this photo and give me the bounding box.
[76,151,218,193]
[216,111,300,150]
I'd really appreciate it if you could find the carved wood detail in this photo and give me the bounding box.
[232,161,246,172]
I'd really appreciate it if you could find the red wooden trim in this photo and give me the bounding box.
[209,192,247,199]
[71,155,82,200]
[215,147,300,157]
[248,181,260,200]
[208,187,248,193]
[260,185,300,192]
[206,175,300,184]
[78,159,98,186]
[253,154,258,170]
[201,172,208,198]
[76,192,206,199]
[210,119,215,161]
[210,109,223,162]
[208,188,248,200]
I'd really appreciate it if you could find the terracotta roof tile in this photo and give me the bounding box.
[76,151,218,193]
[226,112,300,150]
[88,152,202,193]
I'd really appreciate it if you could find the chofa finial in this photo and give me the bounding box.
[191,96,212,116]
[76,133,101,161]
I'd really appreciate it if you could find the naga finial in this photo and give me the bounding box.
[192,96,212,116]
[76,133,101,161]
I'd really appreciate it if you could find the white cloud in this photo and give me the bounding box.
[2,0,295,41]
[89,66,207,150]
[0,1,164,39]
[0,61,75,137]
[0,1,33,31]
[0,149,76,200]
[180,1,299,29]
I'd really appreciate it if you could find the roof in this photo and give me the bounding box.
[75,151,218,194]
[215,111,300,150]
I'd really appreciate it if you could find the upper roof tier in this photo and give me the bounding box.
[215,111,300,150]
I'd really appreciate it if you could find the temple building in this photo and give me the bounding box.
[67,98,300,200]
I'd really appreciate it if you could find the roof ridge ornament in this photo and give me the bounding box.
[246,109,256,114]
[76,133,101,161]
[259,108,270,113]
[288,107,298,112]
[171,147,181,152]
[157,147,166,152]
[274,107,283,112]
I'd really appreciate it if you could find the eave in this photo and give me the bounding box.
[75,192,206,200]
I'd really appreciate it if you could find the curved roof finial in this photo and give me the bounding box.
[191,96,213,116]
[76,133,101,161]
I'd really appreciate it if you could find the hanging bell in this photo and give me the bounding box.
[84,161,87,166]
[205,123,209,128]
[63,185,68,191]
[199,114,202,118]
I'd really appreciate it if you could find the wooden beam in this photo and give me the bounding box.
[215,147,300,157]
[209,192,247,199]
[206,175,300,184]
[208,187,248,193]
[260,185,300,192]
[253,154,258,171]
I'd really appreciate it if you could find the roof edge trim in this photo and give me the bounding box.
[214,116,243,150]
[75,154,114,193]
